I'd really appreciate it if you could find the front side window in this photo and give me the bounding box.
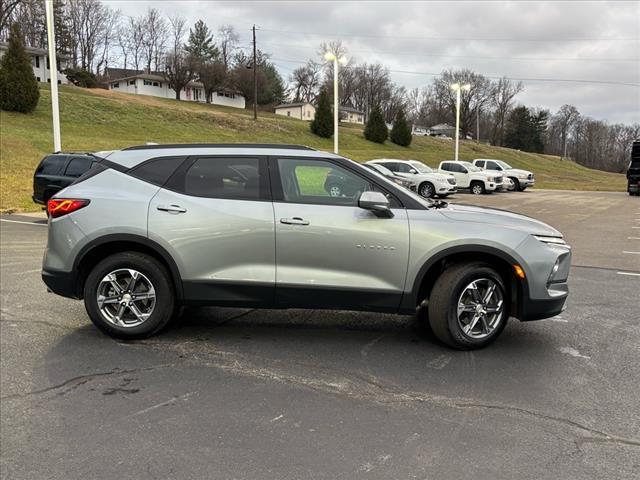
[487,161,499,170]
[277,158,371,206]
[182,157,262,200]
[496,160,512,170]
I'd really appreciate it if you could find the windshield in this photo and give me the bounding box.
[495,160,512,170]
[409,161,434,173]
[461,161,481,172]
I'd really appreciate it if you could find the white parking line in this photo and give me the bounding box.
[0,219,47,227]
[617,272,640,277]
[629,237,640,240]
[622,251,640,255]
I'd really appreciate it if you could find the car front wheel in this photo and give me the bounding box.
[470,182,485,195]
[83,252,175,339]
[428,262,509,349]
[419,182,435,198]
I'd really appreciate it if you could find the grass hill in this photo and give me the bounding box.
[0,85,626,212]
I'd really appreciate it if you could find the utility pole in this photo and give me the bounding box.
[476,106,480,144]
[45,0,61,151]
[252,24,257,121]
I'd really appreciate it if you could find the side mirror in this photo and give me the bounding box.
[358,191,393,218]
[409,169,418,174]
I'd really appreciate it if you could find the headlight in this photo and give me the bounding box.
[487,176,495,182]
[534,235,568,246]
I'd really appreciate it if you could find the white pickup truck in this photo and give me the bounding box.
[438,161,503,194]
[472,159,535,191]
[368,159,457,198]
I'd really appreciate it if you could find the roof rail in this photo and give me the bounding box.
[122,143,316,151]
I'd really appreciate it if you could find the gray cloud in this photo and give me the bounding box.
[105,0,639,123]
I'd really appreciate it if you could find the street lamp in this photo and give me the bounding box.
[450,83,471,161]
[324,52,348,154]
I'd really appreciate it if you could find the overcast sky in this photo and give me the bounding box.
[105,1,639,124]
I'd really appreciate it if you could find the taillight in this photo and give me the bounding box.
[47,198,90,218]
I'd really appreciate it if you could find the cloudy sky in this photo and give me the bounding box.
[105,1,639,124]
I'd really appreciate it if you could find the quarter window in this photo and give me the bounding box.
[277,158,371,206]
[182,157,262,200]
[64,157,94,178]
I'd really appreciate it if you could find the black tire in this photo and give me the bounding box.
[510,177,523,192]
[419,182,435,198]
[428,262,509,350]
[520,186,527,191]
[83,252,175,340]
[470,181,485,195]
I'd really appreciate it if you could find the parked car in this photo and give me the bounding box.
[439,160,503,194]
[33,153,96,211]
[362,163,417,192]
[42,143,571,350]
[627,140,640,196]
[472,159,535,192]
[368,159,456,198]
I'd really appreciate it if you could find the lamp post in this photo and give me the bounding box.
[45,0,61,152]
[451,83,470,161]
[324,52,347,154]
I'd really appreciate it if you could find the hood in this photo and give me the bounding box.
[507,168,532,177]
[439,203,561,236]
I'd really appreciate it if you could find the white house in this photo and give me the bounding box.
[105,69,245,109]
[274,102,316,120]
[0,42,70,84]
[339,106,365,125]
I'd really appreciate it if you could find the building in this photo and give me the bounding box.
[0,42,70,84]
[274,102,316,120]
[339,106,365,124]
[104,68,245,109]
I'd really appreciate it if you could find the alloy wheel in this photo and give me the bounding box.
[456,278,504,339]
[419,183,434,198]
[472,184,483,195]
[96,268,156,327]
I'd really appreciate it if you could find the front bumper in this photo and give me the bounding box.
[519,178,535,187]
[518,281,568,321]
[42,269,81,299]
[437,184,457,194]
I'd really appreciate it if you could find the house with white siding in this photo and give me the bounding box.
[0,42,70,84]
[105,68,245,109]
[274,102,316,120]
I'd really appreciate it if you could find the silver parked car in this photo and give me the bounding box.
[42,144,571,349]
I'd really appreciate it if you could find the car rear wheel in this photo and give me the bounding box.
[83,252,175,339]
[428,262,509,349]
[419,182,435,198]
[470,181,485,195]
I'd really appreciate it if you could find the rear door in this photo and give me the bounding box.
[271,157,410,311]
[148,155,275,306]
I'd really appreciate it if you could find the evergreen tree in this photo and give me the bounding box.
[310,88,333,138]
[504,106,547,153]
[185,20,219,63]
[0,24,39,113]
[364,105,388,143]
[390,107,412,146]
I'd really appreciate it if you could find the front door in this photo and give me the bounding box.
[271,157,410,312]
[148,155,275,306]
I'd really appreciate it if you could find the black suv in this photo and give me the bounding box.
[628,141,640,196]
[33,154,96,208]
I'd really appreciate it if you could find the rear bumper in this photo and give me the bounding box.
[628,180,640,193]
[42,269,80,299]
[518,282,568,321]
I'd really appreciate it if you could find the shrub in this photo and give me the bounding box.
[390,108,412,147]
[364,105,387,143]
[64,68,98,88]
[0,24,40,113]
[310,88,333,138]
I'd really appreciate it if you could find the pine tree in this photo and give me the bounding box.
[0,24,40,113]
[364,105,388,143]
[310,89,333,138]
[185,20,219,63]
[390,108,412,146]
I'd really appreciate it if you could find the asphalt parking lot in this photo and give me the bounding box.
[1,190,639,479]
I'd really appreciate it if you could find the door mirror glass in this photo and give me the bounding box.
[358,191,393,217]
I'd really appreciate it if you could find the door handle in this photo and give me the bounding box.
[157,204,187,214]
[280,217,309,226]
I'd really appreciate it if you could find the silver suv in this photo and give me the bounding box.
[42,144,571,350]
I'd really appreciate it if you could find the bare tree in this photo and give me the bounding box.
[141,8,167,71]
[490,77,524,145]
[126,15,145,71]
[95,7,120,76]
[0,0,22,34]
[288,60,322,102]
[164,15,193,100]
[555,104,580,159]
[217,24,238,69]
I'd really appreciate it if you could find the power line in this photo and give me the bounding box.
[269,57,640,87]
[259,41,638,63]
[258,27,639,43]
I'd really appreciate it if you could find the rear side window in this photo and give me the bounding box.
[441,163,452,172]
[181,157,263,200]
[37,155,67,175]
[64,157,94,177]
[381,162,398,172]
[129,157,185,186]
[475,160,485,168]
